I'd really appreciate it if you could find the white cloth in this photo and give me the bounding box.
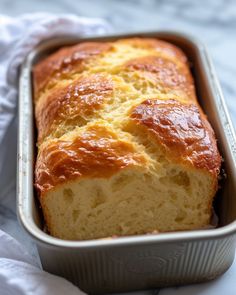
[0,13,110,295]
[0,230,84,295]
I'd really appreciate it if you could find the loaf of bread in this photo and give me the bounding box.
[34,38,221,240]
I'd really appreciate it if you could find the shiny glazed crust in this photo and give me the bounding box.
[33,38,221,239]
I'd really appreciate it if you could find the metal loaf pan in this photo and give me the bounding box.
[17,31,236,294]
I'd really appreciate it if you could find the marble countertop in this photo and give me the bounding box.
[0,0,236,294]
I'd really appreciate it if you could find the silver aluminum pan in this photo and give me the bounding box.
[17,31,236,293]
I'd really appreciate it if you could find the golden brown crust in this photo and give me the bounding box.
[34,37,221,201]
[124,56,196,101]
[35,74,113,143]
[130,99,221,175]
[117,38,187,63]
[33,42,112,98]
[35,125,147,195]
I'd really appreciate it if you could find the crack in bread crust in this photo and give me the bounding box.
[33,37,221,240]
[35,37,220,193]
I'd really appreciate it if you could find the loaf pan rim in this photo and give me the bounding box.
[17,30,236,249]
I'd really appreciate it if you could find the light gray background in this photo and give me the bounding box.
[0,0,236,294]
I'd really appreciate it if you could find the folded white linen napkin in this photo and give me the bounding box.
[0,13,110,295]
[0,229,85,295]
